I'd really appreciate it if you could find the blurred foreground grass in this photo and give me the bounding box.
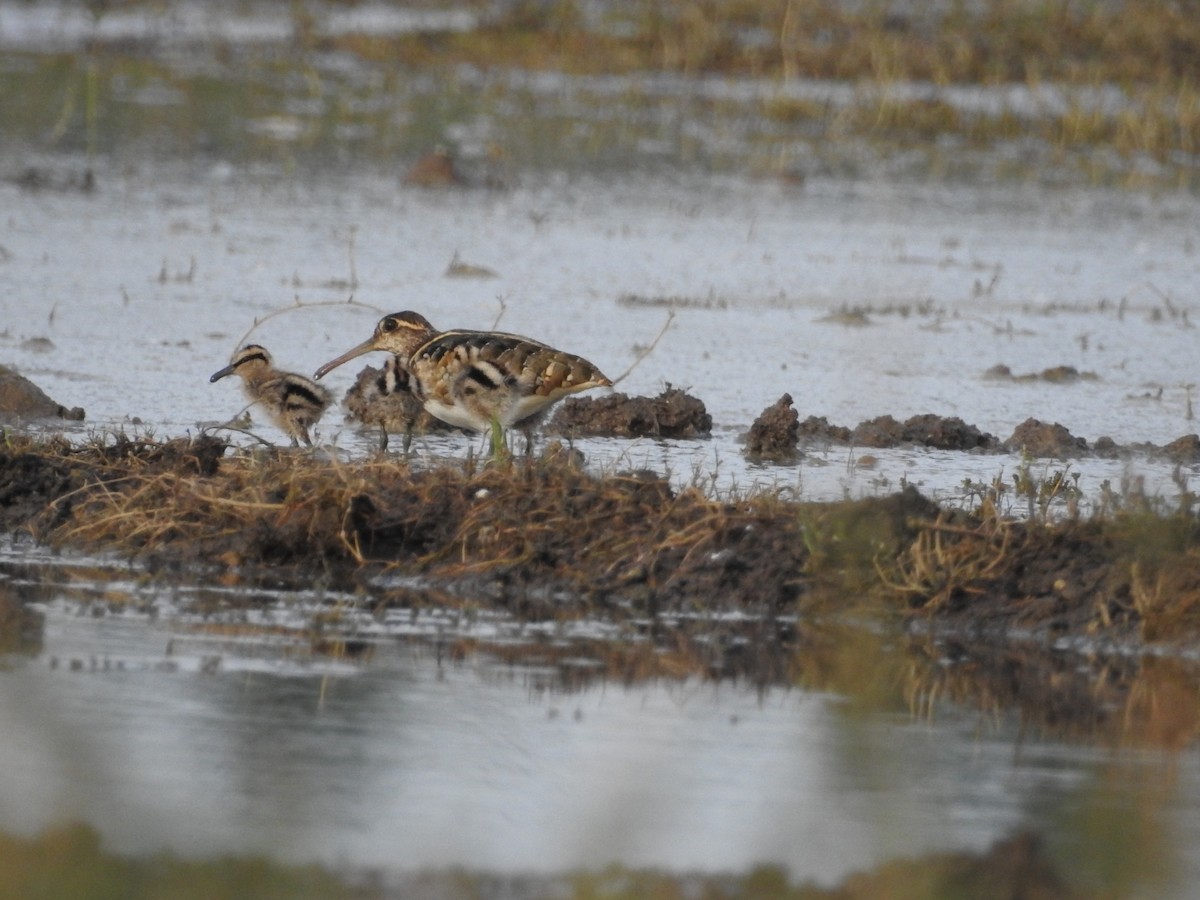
[0,821,1088,900]
[1,0,1198,186]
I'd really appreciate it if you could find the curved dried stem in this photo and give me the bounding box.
[611,310,675,386]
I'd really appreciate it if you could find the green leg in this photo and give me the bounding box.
[489,416,509,460]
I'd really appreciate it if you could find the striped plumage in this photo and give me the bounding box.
[210,344,332,447]
[314,311,611,449]
[343,356,459,452]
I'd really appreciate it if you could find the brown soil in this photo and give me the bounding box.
[0,365,85,421]
[854,413,997,451]
[779,403,1196,462]
[1005,417,1090,457]
[547,387,711,439]
[745,393,800,460]
[5,166,96,194]
[787,411,997,451]
[985,363,1099,383]
[1162,434,1200,463]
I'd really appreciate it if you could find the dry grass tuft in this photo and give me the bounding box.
[5,433,1200,652]
[2,435,821,614]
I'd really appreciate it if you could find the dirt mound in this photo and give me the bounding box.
[791,412,996,450]
[793,409,1189,461]
[985,363,1098,383]
[1005,418,1089,457]
[798,415,854,443]
[0,365,85,421]
[5,166,95,194]
[0,434,225,534]
[854,413,997,450]
[1163,434,1200,463]
[548,387,711,438]
[745,393,800,460]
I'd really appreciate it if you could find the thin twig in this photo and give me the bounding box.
[491,295,508,330]
[200,423,276,449]
[611,310,675,386]
[234,296,386,350]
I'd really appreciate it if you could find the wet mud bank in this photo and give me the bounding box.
[551,390,1200,464]
[1,433,1198,655]
[746,394,1200,462]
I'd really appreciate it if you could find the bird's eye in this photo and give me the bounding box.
[381,318,398,333]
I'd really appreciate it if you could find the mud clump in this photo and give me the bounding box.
[901,519,1123,637]
[0,434,227,535]
[0,365,85,421]
[798,415,854,443]
[1005,418,1089,457]
[794,412,995,450]
[985,363,1098,383]
[854,414,997,450]
[1163,434,1200,463]
[0,441,84,532]
[548,387,711,439]
[745,393,800,460]
[5,166,95,194]
[402,147,463,187]
[792,413,996,450]
[794,408,1192,462]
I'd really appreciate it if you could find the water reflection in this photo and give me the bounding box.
[0,557,1194,896]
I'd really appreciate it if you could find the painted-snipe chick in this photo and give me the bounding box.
[314,311,611,451]
[342,356,460,452]
[210,344,332,447]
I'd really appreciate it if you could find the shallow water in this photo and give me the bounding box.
[2,163,1198,509]
[0,549,1193,896]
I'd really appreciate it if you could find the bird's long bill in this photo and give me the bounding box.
[209,364,236,383]
[313,336,379,380]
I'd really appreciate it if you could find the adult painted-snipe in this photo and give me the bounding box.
[314,311,611,452]
[342,356,460,452]
[210,344,332,447]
